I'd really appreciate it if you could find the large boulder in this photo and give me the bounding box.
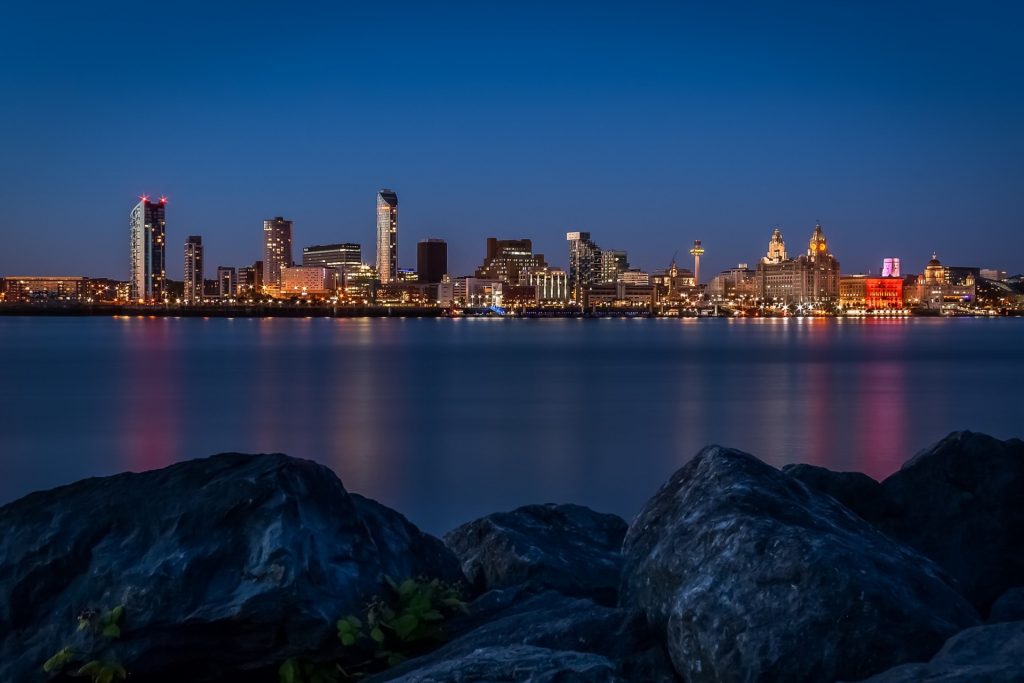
[368,591,676,682]
[989,587,1024,623]
[620,446,980,683]
[859,620,1024,682]
[781,463,891,522]
[444,504,627,604]
[0,453,463,683]
[877,431,1024,614]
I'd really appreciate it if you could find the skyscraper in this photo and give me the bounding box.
[376,189,398,283]
[263,217,293,292]
[129,195,167,302]
[183,235,204,303]
[417,238,448,284]
[475,238,546,283]
[566,231,601,303]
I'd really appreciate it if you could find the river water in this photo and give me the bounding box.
[1,316,1021,534]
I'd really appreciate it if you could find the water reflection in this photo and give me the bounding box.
[0,316,1022,534]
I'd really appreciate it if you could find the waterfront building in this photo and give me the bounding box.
[217,266,237,298]
[279,265,339,297]
[397,268,418,283]
[417,238,448,284]
[652,260,695,302]
[341,263,377,301]
[129,195,167,302]
[838,275,905,310]
[600,250,629,284]
[618,269,650,286]
[980,268,1008,281]
[376,189,399,283]
[183,235,203,303]
[455,277,503,308]
[754,224,840,305]
[566,231,601,302]
[518,267,568,304]
[303,243,361,270]
[3,276,89,302]
[263,217,293,293]
[882,258,901,278]
[707,264,756,303]
[586,283,656,308]
[475,238,547,283]
[915,254,976,310]
[237,262,262,297]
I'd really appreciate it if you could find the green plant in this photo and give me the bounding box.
[43,606,127,682]
[278,576,468,682]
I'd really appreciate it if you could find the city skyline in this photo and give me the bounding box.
[2,2,1022,279]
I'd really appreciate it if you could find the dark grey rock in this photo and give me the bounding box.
[858,620,1024,682]
[444,504,627,604]
[370,645,624,683]
[620,445,980,683]
[368,592,675,682]
[782,463,892,522]
[0,453,463,683]
[878,431,1024,614]
[989,587,1024,623]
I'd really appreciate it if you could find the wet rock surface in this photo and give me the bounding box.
[621,445,980,683]
[443,503,627,604]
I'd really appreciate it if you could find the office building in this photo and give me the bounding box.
[475,238,547,283]
[707,264,756,302]
[280,265,339,297]
[519,267,568,303]
[303,243,362,270]
[755,224,841,305]
[3,276,89,302]
[417,238,448,283]
[129,195,167,302]
[839,275,905,310]
[376,189,399,283]
[263,217,293,292]
[566,231,601,302]
[217,266,237,298]
[183,235,203,303]
[600,250,629,284]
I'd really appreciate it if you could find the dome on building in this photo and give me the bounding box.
[927,252,942,267]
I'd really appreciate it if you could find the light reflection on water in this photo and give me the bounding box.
[1,316,1021,534]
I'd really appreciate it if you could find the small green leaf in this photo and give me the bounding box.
[421,609,443,621]
[340,632,356,646]
[107,606,125,625]
[101,623,121,639]
[392,613,419,641]
[345,615,362,629]
[43,646,75,673]
[370,626,385,643]
[279,658,299,683]
[337,619,353,635]
[398,579,417,597]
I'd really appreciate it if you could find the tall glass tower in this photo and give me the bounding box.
[129,195,167,302]
[566,231,600,303]
[263,217,293,292]
[183,235,204,303]
[376,189,398,283]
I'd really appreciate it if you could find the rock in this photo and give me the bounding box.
[989,587,1024,623]
[620,445,980,683]
[878,431,1024,614]
[444,504,627,604]
[782,463,891,522]
[0,453,463,683]
[858,620,1024,682]
[369,645,624,683]
[368,591,676,682]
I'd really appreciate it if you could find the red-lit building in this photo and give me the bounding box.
[839,276,904,310]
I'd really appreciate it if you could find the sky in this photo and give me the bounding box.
[1,0,1022,280]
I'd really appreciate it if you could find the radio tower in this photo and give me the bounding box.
[689,239,705,287]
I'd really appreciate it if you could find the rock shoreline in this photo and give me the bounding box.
[0,430,1021,682]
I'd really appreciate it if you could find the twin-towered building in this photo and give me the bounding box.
[754,223,841,305]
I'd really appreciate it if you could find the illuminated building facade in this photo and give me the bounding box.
[3,276,89,301]
[417,238,448,284]
[476,238,547,283]
[755,224,840,305]
[376,189,398,283]
[263,217,293,292]
[708,264,756,302]
[600,250,629,284]
[882,258,901,278]
[915,254,976,310]
[652,261,695,301]
[279,265,339,297]
[303,243,361,270]
[183,235,203,303]
[129,196,167,302]
[566,231,601,302]
[839,276,905,310]
[217,266,237,298]
[518,267,568,303]
[619,269,650,286]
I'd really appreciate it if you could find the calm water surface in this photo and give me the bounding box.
[1,316,1022,534]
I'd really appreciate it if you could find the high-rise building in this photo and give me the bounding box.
[129,195,167,302]
[217,266,237,298]
[475,238,547,283]
[183,235,204,303]
[566,231,601,302]
[417,238,448,284]
[303,242,361,267]
[376,189,399,283]
[263,217,293,292]
[600,250,629,284]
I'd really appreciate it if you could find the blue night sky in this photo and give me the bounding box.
[1,1,1022,279]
